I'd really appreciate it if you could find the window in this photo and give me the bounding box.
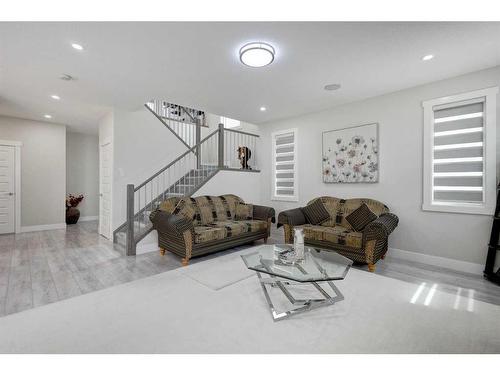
[272,128,298,201]
[422,87,498,215]
[220,116,241,129]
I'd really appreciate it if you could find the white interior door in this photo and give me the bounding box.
[0,145,15,234]
[99,143,112,239]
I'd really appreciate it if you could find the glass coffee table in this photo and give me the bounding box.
[241,244,352,321]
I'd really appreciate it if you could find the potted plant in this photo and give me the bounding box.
[66,194,84,224]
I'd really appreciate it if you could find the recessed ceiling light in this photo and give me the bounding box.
[324,83,341,91]
[422,54,434,61]
[239,42,275,68]
[260,106,267,112]
[71,43,84,51]
[44,114,52,119]
[51,95,60,100]
[60,74,77,81]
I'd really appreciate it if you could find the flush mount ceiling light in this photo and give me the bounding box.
[71,43,84,50]
[324,83,341,91]
[239,42,275,68]
[44,114,52,119]
[51,95,60,100]
[422,54,434,61]
[260,106,267,111]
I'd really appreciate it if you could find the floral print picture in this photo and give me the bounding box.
[322,123,379,183]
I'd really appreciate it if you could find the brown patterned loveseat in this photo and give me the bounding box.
[277,197,398,272]
[150,194,275,265]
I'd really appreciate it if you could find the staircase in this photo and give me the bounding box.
[113,100,260,255]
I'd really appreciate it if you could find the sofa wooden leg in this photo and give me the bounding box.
[182,257,189,266]
[368,263,376,272]
[263,237,268,244]
[159,248,166,256]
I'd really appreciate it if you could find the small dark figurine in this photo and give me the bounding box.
[237,146,252,170]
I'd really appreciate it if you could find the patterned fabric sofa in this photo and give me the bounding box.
[277,197,398,272]
[150,194,275,265]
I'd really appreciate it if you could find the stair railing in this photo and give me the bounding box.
[124,128,220,255]
[145,100,205,149]
[222,125,260,170]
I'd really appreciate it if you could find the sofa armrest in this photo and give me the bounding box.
[149,209,194,235]
[277,207,307,228]
[363,213,399,241]
[253,205,276,223]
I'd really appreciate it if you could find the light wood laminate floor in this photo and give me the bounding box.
[0,221,499,317]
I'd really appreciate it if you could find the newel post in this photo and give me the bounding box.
[218,123,225,169]
[195,124,201,169]
[126,184,136,256]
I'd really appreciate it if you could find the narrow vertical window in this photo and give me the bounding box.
[422,87,497,214]
[272,128,298,201]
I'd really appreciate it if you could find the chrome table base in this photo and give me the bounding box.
[256,272,345,322]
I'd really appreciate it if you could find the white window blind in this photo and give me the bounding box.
[423,87,498,215]
[272,129,298,201]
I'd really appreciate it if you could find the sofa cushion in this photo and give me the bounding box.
[193,196,218,225]
[308,197,389,229]
[193,226,227,244]
[209,219,267,237]
[192,195,246,225]
[236,219,267,233]
[301,199,330,225]
[208,220,247,237]
[310,197,341,227]
[172,198,197,222]
[220,194,244,219]
[210,196,233,221]
[235,203,253,220]
[158,196,181,214]
[337,199,388,230]
[346,203,377,231]
[297,224,363,249]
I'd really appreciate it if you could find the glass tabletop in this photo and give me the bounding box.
[241,244,352,282]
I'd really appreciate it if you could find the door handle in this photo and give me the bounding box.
[0,192,14,196]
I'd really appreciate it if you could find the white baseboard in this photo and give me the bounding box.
[20,223,67,233]
[387,247,483,275]
[79,216,98,222]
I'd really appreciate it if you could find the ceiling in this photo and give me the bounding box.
[0,22,499,133]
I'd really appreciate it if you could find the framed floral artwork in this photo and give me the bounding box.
[322,123,379,183]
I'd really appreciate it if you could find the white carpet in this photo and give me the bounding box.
[176,247,256,290]
[0,249,499,353]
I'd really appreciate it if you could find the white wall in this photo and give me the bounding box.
[66,132,99,218]
[0,115,66,228]
[98,111,114,145]
[196,170,262,204]
[259,66,500,266]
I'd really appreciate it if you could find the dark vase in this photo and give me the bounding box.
[66,207,80,225]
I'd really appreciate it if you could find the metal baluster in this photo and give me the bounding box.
[162,170,165,201]
[253,136,256,169]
